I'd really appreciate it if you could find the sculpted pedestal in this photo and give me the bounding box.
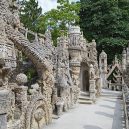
[89,80,96,102]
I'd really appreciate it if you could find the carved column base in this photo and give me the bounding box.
[89,80,96,102]
[96,78,102,97]
[109,83,112,90]
[56,100,64,116]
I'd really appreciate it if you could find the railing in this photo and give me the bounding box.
[122,85,129,129]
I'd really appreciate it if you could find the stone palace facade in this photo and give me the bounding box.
[0,0,102,129]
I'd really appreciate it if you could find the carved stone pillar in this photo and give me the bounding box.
[38,68,55,123]
[108,80,112,90]
[122,49,127,71]
[68,26,82,105]
[0,89,9,129]
[126,48,129,64]
[15,73,28,113]
[96,77,101,96]
[56,100,64,116]
[15,86,28,111]
[89,64,96,101]
[69,60,81,105]
[99,50,107,88]
[89,80,96,101]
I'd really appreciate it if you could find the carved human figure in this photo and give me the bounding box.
[89,64,95,80]
[0,59,10,89]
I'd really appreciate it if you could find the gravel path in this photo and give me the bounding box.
[44,89,123,129]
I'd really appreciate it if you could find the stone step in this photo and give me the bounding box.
[79,95,93,104]
[79,96,91,100]
[52,114,60,119]
[80,91,90,96]
[78,99,93,104]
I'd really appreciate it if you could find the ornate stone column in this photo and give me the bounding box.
[89,64,96,101]
[68,26,82,105]
[15,73,28,112]
[11,73,28,129]
[126,48,129,64]
[56,35,73,112]
[96,77,101,97]
[89,80,96,101]
[108,80,112,90]
[99,50,108,88]
[122,49,127,71]
[39,67,55,123]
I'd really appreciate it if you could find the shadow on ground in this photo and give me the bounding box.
[83,125,102,129]
[111,99,123,129]
[95,111,113,118]
[102,98,116,103]
[99,104,115,109]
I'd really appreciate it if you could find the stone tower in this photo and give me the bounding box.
[99,50,107,88]
[68,26,82,103]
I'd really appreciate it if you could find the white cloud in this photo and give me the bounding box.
[38,0,79,13]
[38,0,57,13]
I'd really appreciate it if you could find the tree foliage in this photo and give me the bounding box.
[20,0,42,32]
[79,0,129,63]
[20,0,80,45]
[38,0,80,46]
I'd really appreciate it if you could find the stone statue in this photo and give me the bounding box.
[89,64,95,80]
[0,59,10,89]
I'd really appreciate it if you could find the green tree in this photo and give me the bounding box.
[79,0,129,63]
[20,0,42,32]
[38,0,80,46]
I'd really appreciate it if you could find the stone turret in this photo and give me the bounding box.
[68,26,81,48]
[126,48,129,64]
[99,50,107,73]
[68,26,82,67]
[99,50,107,88]
[122,49,126,71]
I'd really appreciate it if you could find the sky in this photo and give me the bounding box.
[38,0,79,13]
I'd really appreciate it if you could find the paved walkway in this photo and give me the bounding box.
[44,89,124,129]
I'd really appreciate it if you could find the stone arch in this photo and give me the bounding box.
[1,0,52,73]
[80,62,90,92]
[6,25,52,71]
[24,95,51,129]
[6,26,55,89]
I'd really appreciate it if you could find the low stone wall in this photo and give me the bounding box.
[122,84,129,129]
